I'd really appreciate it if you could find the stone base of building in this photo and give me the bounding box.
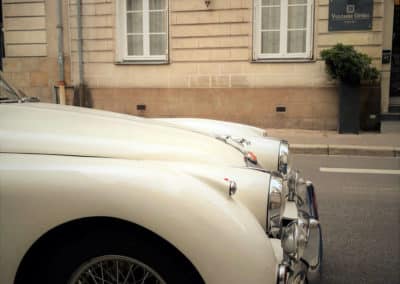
[2,57,71,103]
[84,87,339,130]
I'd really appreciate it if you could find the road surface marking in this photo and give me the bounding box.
[320,167,400,175]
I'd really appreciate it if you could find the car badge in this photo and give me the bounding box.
[224,178,237,196]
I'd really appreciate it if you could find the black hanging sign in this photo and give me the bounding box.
[328,0,373,31]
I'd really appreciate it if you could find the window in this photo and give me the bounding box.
[253,0,313,60]
[117,0,168,62]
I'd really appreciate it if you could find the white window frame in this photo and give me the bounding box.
[116,0,169,62]
[253,0,314,60]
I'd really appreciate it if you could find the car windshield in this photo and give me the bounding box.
[0,73,21,103]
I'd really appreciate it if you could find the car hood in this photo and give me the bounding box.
[153,118,266,138]
[0,103,246,167]
[154,118,281,171]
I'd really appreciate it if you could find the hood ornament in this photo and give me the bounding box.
[245,151,258,164]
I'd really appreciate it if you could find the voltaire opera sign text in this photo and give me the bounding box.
[329,0,373,31]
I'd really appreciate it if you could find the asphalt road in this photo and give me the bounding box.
[291,155,400,284]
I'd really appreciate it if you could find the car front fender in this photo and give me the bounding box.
[0,154,278,284]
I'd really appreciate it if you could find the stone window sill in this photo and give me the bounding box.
[115,60,169,65]
[251,58,316,64]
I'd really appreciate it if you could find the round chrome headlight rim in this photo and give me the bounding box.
[278,141,289,175]
[281,220,298,258]
[281,215,310,261]
[267,173,284,237]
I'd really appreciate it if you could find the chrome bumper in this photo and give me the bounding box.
[300,182,323,283]
[303,220,322,283]
[278,180,323,284]
[297,181,319,219]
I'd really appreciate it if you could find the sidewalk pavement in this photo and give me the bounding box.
[265,129,400,157]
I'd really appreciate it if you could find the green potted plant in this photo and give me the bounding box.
[321,43,379,133]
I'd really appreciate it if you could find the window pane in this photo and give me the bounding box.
[262,0,280,5]
[262,7,280,30]
[149,0,165,10]
[150,34,166,55]
[261,31,280,53]
[287,30,306,53]
[127,35,143,55]
[127,0,142,11]
[289,0,307,4]
[127,12,143,33]
[149,11,165,33]
[288,6,307,29]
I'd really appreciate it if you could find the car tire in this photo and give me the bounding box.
[28,229,204,284]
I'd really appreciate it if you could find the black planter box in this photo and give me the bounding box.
[338,84,381,133]
[339,83,360,134]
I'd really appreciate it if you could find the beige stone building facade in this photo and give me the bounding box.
[0,0,397,130]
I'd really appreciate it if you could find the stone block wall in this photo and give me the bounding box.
[1,0,72,102]
[64,0,384,90]
[89,87,338,130]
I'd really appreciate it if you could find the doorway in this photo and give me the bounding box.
[0,0,4,70]
[389,2,400,108]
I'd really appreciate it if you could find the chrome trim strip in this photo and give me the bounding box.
[277,264,289,284]
[304,223,323,284]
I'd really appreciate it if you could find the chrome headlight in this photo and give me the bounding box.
[281,215,310,261]
[278,141,289,175]
[267,174,284,237]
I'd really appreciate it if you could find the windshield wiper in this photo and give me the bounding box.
[21,96,40,102]
[0,98,21,103]
[0,96,40,104]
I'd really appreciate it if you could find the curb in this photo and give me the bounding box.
[291,144,400,157]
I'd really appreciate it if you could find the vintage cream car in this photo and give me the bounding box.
[0,73,322,284]
[152,117,289,175]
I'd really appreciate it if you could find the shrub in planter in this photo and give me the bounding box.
[321,43,379,133]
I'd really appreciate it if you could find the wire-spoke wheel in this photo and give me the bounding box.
[15,222,204,284]
[68,255,167,284]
